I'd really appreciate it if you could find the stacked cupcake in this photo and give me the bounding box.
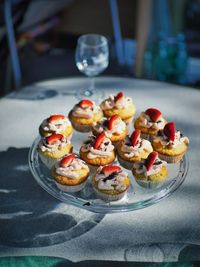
[35,92,189,202]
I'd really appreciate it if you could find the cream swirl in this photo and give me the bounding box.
[39,136,70,152]
[121,136,153,158]
[81,136,115,159]
[93,118,126,137]
[72,102,101,119]
[100,94,133,110]
[55,157,89,179]
[138,112,166,130]
[133,158,167,176]
[153,130,189,148]
[95,166,128,191]
[41,116,71,133]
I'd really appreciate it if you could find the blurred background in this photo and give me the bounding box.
[0,0,200,96]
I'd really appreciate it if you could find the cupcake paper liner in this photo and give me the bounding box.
[55,180,87,193]
[70,120,92,132]
[158,152,185,164]
[93,187,126,202]
[135,179,164,189]
[38,152,59,169]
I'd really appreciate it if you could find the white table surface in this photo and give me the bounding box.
[0,77,200,262]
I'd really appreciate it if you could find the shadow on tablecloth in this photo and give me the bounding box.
[0,147,104,247]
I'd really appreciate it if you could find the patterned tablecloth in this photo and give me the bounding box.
[0,77,199,263]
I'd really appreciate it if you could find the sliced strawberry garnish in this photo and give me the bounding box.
[130,129,141,146]
[163,122,176,142]
[46,134,63,144]
[60,154,75,167]
[93,132,106,150]
[145,108,162,122]
[79,99,93,108]
[108,114,121,130]
[145,151,158,171]
[47,114,65,123]
[102,165,121,176]
[115,91,123,104]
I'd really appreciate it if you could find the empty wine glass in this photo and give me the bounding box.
[75,34,109,100]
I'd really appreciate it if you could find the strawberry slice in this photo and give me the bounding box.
[46,134,63,144]
[108,114,120,130]
[145,108,162,122]
[60,154,75,167]
[115,91,124,104]
[102,165,121,176]
[47,114,65,123]
[79,99,93,108]
[163,122,176,142]
[145,151,158,171]
[130,129,141,146]
[93,132,106,149]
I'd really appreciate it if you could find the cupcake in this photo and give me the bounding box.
[79,132,116,167]
[69,99,103,132]
[132,151,168,189]
[39,114,73,139]
[52,154,90,192]
[152,122,189,163]
[134,108,167,141]
[92,165,131,201]
[38,133,73,168]
[117,129,153,169]
[92,114,127,143]
[100,92,136,125]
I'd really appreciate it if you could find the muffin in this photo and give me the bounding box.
[38,133,73,168]
[52,154,90,192]
[69,99,103,132]
[92,114,127,142]
[134,108,167,141]
[79,132,116,167]
[117,129,153,169]
[92,165,131,201]
[100,91,136,125]
[132,151,168,189]
[152,122,189,163]
[39,114,73,139]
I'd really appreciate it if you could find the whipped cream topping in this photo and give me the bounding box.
[41,116,71,134]
[133,158,167,177]
[138,112,166,130]
[93,118,126,137]
[153,130,189,148]
[81,135,115,159]
[121,136,153,158]
[55,157,89,179]
[39,136,70,152]
[95,166,128,191]
[72,102,101,119]
[100,94,133,110]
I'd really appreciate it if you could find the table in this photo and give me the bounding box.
[0,77,200,264]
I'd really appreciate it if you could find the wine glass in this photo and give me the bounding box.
[75,34,109,101]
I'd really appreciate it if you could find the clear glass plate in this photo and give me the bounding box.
[29,133,189,214]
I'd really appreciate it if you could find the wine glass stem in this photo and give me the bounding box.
[89,77,95,93]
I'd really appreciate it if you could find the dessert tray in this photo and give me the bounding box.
[29,130,189,214]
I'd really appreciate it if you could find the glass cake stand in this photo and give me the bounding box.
[29,132,189,214]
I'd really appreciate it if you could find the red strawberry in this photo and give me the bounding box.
[163,122,176,142]
[130,129,141,146]
[60,154,75,167]
[145,108,162,122]
[115,91,124,104]
[47,114,65,123]
[102,165,121,176]
[46,134,63,144]
[108,114,120,130]
[93,132,106,149]
[145,151,158,171]
[79,99,93,108]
